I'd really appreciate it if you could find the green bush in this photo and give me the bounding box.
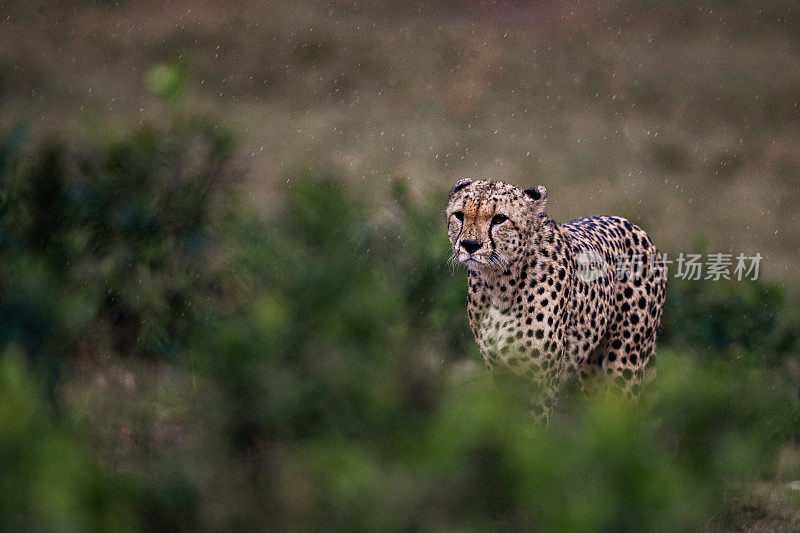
[0,347,137,531]
[1,119,799,531]
[660,276,798,362]
[195,171,469,444]
[0,117,237,376]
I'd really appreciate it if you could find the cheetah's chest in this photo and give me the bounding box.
[476,306,523,368]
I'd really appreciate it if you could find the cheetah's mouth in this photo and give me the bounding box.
[459,253,489,267]
[456,250,508,270]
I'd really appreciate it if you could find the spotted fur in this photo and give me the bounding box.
[446,179,666,422]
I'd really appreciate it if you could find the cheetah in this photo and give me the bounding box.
[446,179,666,422]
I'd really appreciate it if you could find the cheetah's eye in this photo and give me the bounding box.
[453,211,464,222]
[491,214,508,225]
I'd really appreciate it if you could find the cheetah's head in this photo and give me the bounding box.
[445,179,548,270]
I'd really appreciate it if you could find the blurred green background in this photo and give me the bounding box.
[1,1,800,530]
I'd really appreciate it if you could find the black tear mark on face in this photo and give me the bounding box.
[524,187,541,200]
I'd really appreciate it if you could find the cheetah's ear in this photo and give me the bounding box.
[450,178,472,196]
[524,185,547,201]
[524,185,548,215]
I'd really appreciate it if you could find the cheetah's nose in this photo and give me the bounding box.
[460,239,481,254]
